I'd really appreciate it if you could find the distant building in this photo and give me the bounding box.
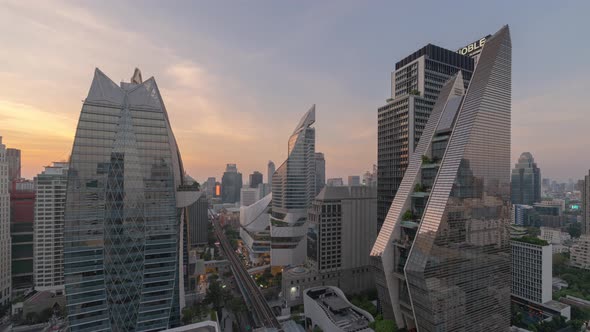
[6,148,21,183]
[540,227,571,254]
[267,161,275,187]
[249,171,263,189]
[570,235,590,270]
[34,162,69,293]
[326,178,343,187]
[0,136,11,307]
[303,286,374,332]
[511,152,542,205]
[240,187,259,207]
[347,176,360,186]
[362,165,377,187]
[511,238,552,304]
[315,152,326,196]
[10,179,35,294]
[513,204,534,226]
[221,164,242,203]
[583,170,590,235]
[205,177,216,197]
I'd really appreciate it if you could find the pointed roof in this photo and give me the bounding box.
[292,104,316,135]
[86,68,125,105]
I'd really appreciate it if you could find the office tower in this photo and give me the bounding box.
[221,163,242,203]
[267,161,275,187]
[240,187,259,207]
[307,186,377,289]
[64,68,190,331]
[315,152,325,196]
[205,177,216,197]
[511,152,542,205]
[0,137,11,307]
[34,162,68,293]
[7,148,21,182]
[584,170,589,235]
[513,204,534,226]
[271,105,316,267]
[377,39,476,231]
[249,171,263,189]
[10,179,35,294]
[326,178,343,187]
[347,176,360,186]
[511,237,552,304]
[371,26,512,331]
[240,194,272,265]
[186,194,208,248]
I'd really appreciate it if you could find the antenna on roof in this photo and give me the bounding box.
[131,68,143,84]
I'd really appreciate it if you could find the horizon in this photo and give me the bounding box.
[1,1,589,183]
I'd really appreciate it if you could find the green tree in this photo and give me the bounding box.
[182,307,195,325]
[402,210,414,221]
[567,222,582,238]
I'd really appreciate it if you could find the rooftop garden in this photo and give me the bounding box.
[512,236,549,246]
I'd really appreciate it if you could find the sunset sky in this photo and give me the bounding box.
[1,0,589,183]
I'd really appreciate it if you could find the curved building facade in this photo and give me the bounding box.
[271,105,316,267]
[64,69,185,332]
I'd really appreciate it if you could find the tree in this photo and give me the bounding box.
[228,298,247,325]
[526,227,541,237]
[567,222,582,239]
[182,307,195,325]
[402,210,414,221]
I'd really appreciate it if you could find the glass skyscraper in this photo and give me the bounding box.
[372,25,512,331]
[511,152,541,205]
[64,68,186,332]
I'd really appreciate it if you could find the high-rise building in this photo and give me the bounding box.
[511,237,552,304]
[0,136,11,307]
[204,177,216,198]
[6,148,21,183]
[377,38,476,231]
[362,165,377,187]
[371,26,512,331]
[63,68,190,331]
[10,179,35,294]
[267,161,275,186]
[249,171,263,189]
[326,178,343,187]
[315,152,325,196]
[511,152,542,205]
[347,176,360,186]
[271,105,316,267]
[583,170,590,235]
[221,164,242,203]
[34,162,68,293]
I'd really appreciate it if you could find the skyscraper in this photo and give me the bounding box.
[221,163,242,203]
[511,152,542,205]
[205,177,216,198]
[377,40,475,230]
[267,161,275,186]
[64,68,188,331]
[249,171,263,189]
[10,179,35,294]
[34,162,68,293]
[583,170,589,235]
[6,148,21,183]
[271,105,316,267]
[0,136,11,307]
[371,26,512,331]
[315,152,325,196]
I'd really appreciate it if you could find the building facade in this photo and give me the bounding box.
[240,187,259,207]
[271,105,316,267]
[0,137,11,307]
[371,26,512,331]
[511,152,542,205]
[326,178,343,187]
[267,161,275,188]
[221,164,242,204]
[347,176,360,186]
[583,170,589,235]
[34,162,69,293]
[63,68,188,331]
[249,171,263,189]
[511,238,552,304]
[315,152,326,196]
[7,148,21,183]
[377,42,475,230]
[10,179,35,294]
[570,235,590,270]
[204,177,216,198]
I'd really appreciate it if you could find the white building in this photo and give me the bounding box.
[539,227,571,253]
[511,238,552,304]
[240,187,259,207]
[34,162,69,293]
[0,136,11,307]
[303,286,374,332]
[239,194,271,264]
[326,178,343,187]
[570,235,590,270]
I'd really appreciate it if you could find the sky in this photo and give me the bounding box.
[0,0,589,183]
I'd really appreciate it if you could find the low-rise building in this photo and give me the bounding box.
[540,227,572,254]
[570,235,590,270]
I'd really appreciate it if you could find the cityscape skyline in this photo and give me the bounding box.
[1,1,589,183]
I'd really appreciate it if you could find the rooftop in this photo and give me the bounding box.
[305,286,373,331]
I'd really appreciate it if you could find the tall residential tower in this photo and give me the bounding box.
[0,137,11,307]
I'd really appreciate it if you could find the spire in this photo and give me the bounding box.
[131,68,143,84]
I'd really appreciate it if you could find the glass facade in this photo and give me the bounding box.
[64,69,184,332]
[511,152,541,205]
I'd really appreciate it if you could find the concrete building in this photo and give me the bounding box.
[239,194,272,265]
[511,152,542,205]
[303,286,374,332]
[540,227,571,254]
[10,179,35,294]
[0,136,11,307]
[513,204,535,226]
[511,237,552,304]
[271,105,316,267]
[6,148,21,183]
[221,164,242,204]
[326,178,343,187]
[583,170,590,235]
[315,152,326,196]
[371,26,512,330]
[34,162,68,293]
[204,177,216,198]
[376,36,476,231]
[570,235,590,270]
[249,171,263,189]
[240,187,259,207]
[63,68,191,331]
[347,176,360,186]
[362,165,377,188]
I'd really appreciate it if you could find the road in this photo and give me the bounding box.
[214,221,283,331]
